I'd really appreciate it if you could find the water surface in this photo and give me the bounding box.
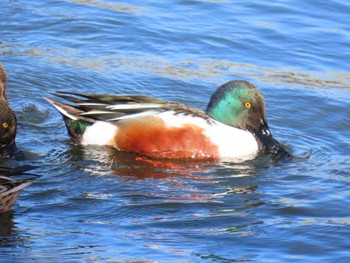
[1,0,350,262]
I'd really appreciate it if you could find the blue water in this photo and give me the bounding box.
[1,0,350,262]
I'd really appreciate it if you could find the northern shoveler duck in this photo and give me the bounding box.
[0,165,39,212]
[0,64,17,147]
[46,80,291,160]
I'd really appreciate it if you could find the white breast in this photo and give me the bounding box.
[204,120,259,159]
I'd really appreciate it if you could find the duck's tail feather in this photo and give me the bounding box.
[0,178,33,212]
[45,98,91,142]
[0,165,42,212]
[0,165,37,176]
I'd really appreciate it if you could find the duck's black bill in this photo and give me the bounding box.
[255,122,292,161]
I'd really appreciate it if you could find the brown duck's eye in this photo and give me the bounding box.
[244,102,251,109]
[3,122,8,129]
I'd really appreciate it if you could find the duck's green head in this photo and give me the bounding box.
[206,80,291,160]
[206,80,265,130]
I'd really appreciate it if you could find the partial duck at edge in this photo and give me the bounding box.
[0,64,17,148]
[0,165,39,212]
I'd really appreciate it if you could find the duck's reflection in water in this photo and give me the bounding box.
[65,145,262,205]
[69,144,259,179]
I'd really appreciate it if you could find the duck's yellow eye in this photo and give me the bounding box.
[3,122,8,129]
[244,102,251,109]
